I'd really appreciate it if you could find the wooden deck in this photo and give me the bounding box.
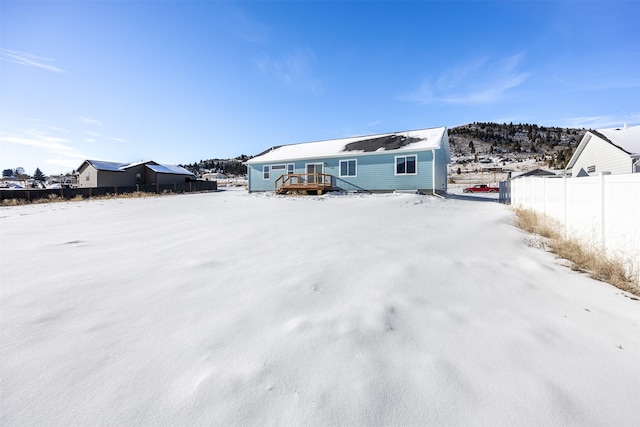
[275,173,333,195]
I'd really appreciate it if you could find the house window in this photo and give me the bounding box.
[287,163,295,174]
[136,173,141,182]
[85,171,90,181]
[587,165,596,173]
[271,164,286,171]
[395,155,417,175]
[339,159,357,177]
[263,165,270,180]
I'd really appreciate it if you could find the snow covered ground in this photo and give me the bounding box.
[1,188,639,426]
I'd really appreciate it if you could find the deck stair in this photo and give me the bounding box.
[275,173,333,195]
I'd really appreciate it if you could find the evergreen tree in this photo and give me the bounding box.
[34,168,45,181]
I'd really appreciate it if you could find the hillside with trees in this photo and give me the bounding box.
[448,122,585,170]
[179,155,249,176]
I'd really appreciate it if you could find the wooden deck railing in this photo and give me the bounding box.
[275,173,333,194]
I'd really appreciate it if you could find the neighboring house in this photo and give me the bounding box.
[510,168,558,179]
[246,127,451,194]
[565,125,640,177]
[202,173,227,181]
[47,174,79,188]
[76,160,195,188]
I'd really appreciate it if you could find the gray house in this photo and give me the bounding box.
[565,125,640,177]
[76,160,195,188]
[246,127,450,194]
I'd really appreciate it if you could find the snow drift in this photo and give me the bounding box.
[1,189,638,426]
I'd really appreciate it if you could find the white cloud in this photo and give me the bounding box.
[44,157,86,171]
[550,113,640,129]
[0,48,65,73]
[2,134,72,152]
[255,48,323,94]
[404,53,531,105]
[0,128,88,166]
[78,116,102,125]
[1,117,131,173]
[49,126,72,133]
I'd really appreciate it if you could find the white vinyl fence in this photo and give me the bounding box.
[510,173,640,273]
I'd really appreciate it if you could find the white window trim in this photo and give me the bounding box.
[339,159,357,177]
[271,164,286,170]
[263,165,270,180]
[394,155,418,175]
[287,163,295,174]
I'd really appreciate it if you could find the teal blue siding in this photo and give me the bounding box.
[327,151,433,192]
[248,164,291,192]
[434,136,450,193]
[248,150,440,192]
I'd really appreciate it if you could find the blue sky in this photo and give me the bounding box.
[1,1,639,175]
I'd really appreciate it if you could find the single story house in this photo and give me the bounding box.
[202,172,228,181]
[76,160,195,188]
[565,125,640,177]
[246,127,451,194]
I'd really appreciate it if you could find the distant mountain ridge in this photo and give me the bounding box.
[448,122,587,169]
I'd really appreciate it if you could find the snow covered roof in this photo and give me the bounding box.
[510,168,559,179]
[596,125,640,155]
[566,125,640,172]
[247,127,448,164]
[146,164,194,175]
[125,160,157,168]
[80,160,194,175]
[85,160,129,172]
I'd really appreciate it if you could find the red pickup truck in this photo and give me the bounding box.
[463,184,499,193]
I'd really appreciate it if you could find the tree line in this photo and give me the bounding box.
[3,167,46,181]
[448,122,586,168]
[179,154,250,176]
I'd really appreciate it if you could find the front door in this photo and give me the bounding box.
[306,163,323,184]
